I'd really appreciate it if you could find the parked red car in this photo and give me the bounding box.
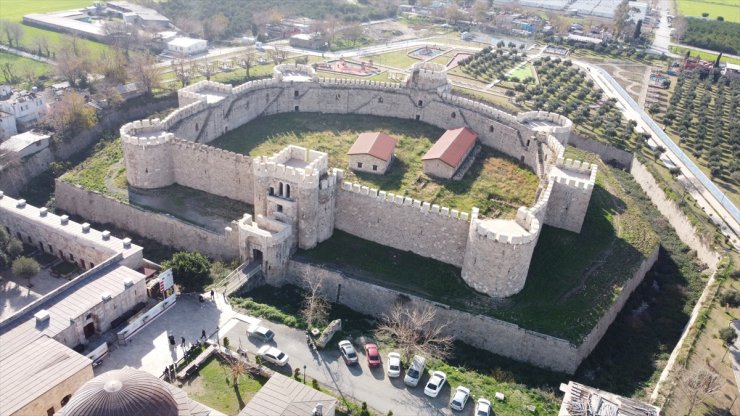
[364,342,381,367]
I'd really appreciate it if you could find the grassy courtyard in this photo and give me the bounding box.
[300,148,660,342]
[212,113,539,218]
[180,356,266,415]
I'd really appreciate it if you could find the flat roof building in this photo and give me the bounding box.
[558,381,660,416]
[0,131,51,158]
[347,132,397,175]
[239,373,337,416]
[167,37,208,56]
[422,127,478,179]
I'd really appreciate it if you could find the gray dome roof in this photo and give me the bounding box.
[61,368,179,416]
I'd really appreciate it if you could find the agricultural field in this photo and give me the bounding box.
[515,57,641,151]
[680,17,740,54]
[677,0,740,23]
[212,113,539,218]
[456,46,527,83]
[0,0,111,54]
[669,45,740,66]
[661,71,739,204]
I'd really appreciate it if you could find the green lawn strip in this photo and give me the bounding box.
[669,45,740,65]
[211,112,538,218]
[365,48,420,69]
[0,52,51,84]
[231,285,563,414]
[182,356,266,415]
[300,149,658,342]
[507,63,534,81]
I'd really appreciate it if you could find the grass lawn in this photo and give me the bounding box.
[507,63,535,81]
[61,138,125,200]
[669,45,740,65]
[211,112,539,218]
[677,0,740,23]
[0,52,51,85]
[365,48,420,69]
[300,148,660,342]
[181,356,266,415]
[1,0,111,55]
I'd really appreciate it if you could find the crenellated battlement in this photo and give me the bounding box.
[440,92,520,126]
[551,158,598,190]
[472,206,541,245]
[274,63,317,82]
[340,181,471,222]
[318,77,404,90]
[161,99,209,131]
[517,111,573,135]
[253,158,320,187]
[168,137,251,163]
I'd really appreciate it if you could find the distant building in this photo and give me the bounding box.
[722,62,740,80]
[422,127,478,179]
[628,1,648,23]
[167,37,208,56]
[0,88,48,140]
[289,33,326,50]
[116,83,145,101]
[0,130,51,158]
[348,132,397,175]
[558,381,660,416]
[567,33,604,45]
[683,57,714,71]
[106,1,171,29]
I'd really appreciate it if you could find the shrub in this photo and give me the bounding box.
[719,289,740,307]
[719,327,737,346]
[162,252,211,292]
[12,257,40,281]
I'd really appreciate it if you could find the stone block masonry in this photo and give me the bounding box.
[335,182,471,266]
[285,247,659,374]
[54,180,240,260]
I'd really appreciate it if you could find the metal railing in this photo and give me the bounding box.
[217,261,262,297]
[594,66,739,223]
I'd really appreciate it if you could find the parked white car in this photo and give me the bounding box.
[257,345,289,366]
[423,371,447,398]
[404,355,426,387]
[338,340,358,365]
[475,398,492,416]
[387,352,402,378]
[450,386,471,411]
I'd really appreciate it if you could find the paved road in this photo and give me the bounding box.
[575,60,740,249]
[222,317,476,416]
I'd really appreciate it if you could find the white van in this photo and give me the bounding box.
[403,355,426,387]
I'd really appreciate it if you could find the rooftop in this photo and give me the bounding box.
[0,131,50,153]
[168,37,207,48]
[0,263,146,416]
[422,127,478,168]
[238,373,336,416]
[348,132,397,162]
[558,381,660,416]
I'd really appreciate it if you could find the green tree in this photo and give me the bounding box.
[162,252,211,292]
[633,19,643,39]
[12,257,40,286]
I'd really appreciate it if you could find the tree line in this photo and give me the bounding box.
[678,17,740,55]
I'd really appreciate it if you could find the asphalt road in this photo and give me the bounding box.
[222,317,479,416]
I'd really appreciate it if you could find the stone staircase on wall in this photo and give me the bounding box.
[194,108,214,143]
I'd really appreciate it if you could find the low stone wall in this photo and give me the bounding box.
[629,160,720,269]
[283,243,660,373]
[569,134,633,169]
[54,180,239,259]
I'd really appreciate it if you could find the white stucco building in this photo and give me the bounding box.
[0,88,48,140]
[166,37,208,56]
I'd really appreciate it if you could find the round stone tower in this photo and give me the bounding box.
[120,119,175,189]
[405,62,451,92]
[461,207,541,297]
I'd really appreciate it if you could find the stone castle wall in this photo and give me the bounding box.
[54,181,240,260]
[285,242,659,374]
[334,182,471,267]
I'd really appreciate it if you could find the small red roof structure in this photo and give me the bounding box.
[423,127,478,168]
[348,132,397,162]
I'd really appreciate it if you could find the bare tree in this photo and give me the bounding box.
[206,14,230,40]
[171,58,192,87]
[55,38,91,87]
[680,368,721,415]
[32,35,50,57]
[128,53,161,95]
[268,49,287,65]
[375,303,454,362]
[239,51,254,79]
[174,17,203,38]
[472,0,489,23]
[97,48,128,84]
[0,62,18,84]
[20,65,38,88]
[46,91,97,140]
[1,21,23,48]
[340,23,365,48]
[102,21,137,58]
[300,274,330,328]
